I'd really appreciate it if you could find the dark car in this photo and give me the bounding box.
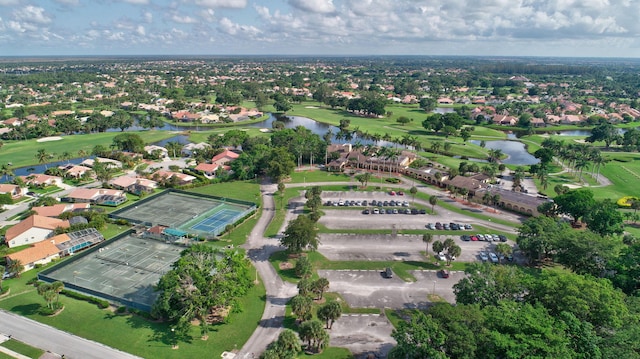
[499,235,508,242]
[411,208,419,215]
[435,222,443,229]
[363,209,370,214]
[439,269,450,278]
[362,200,368,206]
[383,267,393,278]
[460,235,470,241]
[383,200,389,206]
[419,209,427,214]
[397,191,404,196]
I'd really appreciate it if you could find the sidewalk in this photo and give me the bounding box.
[0,334,57,359]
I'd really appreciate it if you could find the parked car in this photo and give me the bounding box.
[363,209,370,214]
[437,253,447,261]
[373,208,380,214]
[491,234,500,242]
[389,191,396,196]
[426,223,435,230]
[383,267,393,278]
[398,191,404,196]
[439,269,450,278]
[489,252,499,263]
[443,223,450,230]
[392,209,399,214]
[419,209,427,214]
[464,224,473,230]
[411,208,419,215]
[362,200,368,206]
[479,251,489,261]
[499,235,508,242]
[435,222,443,229]
[470,235,478,241]
[461,235,470,241]
[476,234,485,241]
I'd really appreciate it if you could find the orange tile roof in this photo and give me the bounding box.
[5,215,70,241]
[6,234,70,264]
[32,203,90,217]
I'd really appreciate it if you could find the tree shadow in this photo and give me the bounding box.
[11,303,41,316]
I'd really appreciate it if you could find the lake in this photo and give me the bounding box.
[470,140,539,165]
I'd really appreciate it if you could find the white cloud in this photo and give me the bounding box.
[136,25,146,36]
[143,11,153,23]
[194,0,247,9]
[0,0,20,6]
[218,17,261,36]
[288,0,335,14]
[171,13,199,24]
[119,0,149,4]
[13,6,52,25]
[199,8,215,21]
[54,0,80,5]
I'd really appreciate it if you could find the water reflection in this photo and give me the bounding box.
[470,140,539,165]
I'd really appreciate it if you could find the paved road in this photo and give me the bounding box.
[237,182,297,359]
[0,310,142,359]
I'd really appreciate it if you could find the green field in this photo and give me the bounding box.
[0,131,176,168]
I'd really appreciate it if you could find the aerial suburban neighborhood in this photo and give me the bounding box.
[0,54,639,359]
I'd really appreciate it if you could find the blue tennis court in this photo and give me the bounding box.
[190,208,243,233]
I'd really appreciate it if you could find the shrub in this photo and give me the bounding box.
[61,289,110,308]
[617,196,639,207]
[385,178,401,184]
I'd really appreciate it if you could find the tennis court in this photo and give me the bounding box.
[41,235,182,311]
[110,190,256,237]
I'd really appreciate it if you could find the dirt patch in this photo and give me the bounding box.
[279,262,293,270]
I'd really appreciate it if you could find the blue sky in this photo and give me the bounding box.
[1,0,640,57]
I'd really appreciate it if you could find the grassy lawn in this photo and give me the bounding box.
[0,131,176,169]
[0,268,266,359]
[289,170,353,184]
[187,180,261,203]
[0,339,44,359]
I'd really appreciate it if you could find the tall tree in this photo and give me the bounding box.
[280,215,319,254]
[317,301,342,329]
[389,311,447,359]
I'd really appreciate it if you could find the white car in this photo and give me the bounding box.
[489,252,499,263]
[479,251,489,261]
[437,253,447,261]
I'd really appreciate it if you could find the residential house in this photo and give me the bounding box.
[561,115,583,125]
[110,176,157,194]
[19,174,63,188]
[194,163,220,177]
[5,228,105,271]
[151,170,196,185]
[404,167,449,187]
[32,203,91,218]
[60,164,93,179]
[144,145,169,159]
[2,118,22,127]
[4,215,70,248]
[211,149,240,166]
[63,188,126,205]
[437,98,454,104]
[492,114,518,126]
[81,157,123,169]
[182,142,211,156]
[5,237,67,272]
[0,184,27,199]
[530,117,546,127]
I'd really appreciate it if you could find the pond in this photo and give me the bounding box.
[470,140,539,165]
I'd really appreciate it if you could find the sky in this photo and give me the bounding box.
[1,0,639,58]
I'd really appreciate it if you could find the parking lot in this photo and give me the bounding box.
[318,269,465,309]
[318,233,509,263]
[330,314,396,359]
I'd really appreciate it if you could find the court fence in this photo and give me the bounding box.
[38,230,166,312]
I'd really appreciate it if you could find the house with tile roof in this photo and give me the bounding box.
[151,170,196,185]
[211,149,240,166]
[19,174,63,188]
[194,163,220,177]
[0,184,27,199]
[32,203,91,218]
[110,176,157,195]
[63,188,126,204]
[5,235,68,272]
[5,215,70,248]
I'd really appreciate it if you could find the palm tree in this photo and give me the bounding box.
[422,233,433,256]
[7,259,24,278]
[447,245,461,266]
[58,151,72,164]
[0,164,14,183]
[487,148,503,163]
[429,195,438,214]
[36,148,49,169]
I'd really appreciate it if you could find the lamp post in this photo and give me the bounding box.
[432,281,437,296]
[171,328,178,349]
